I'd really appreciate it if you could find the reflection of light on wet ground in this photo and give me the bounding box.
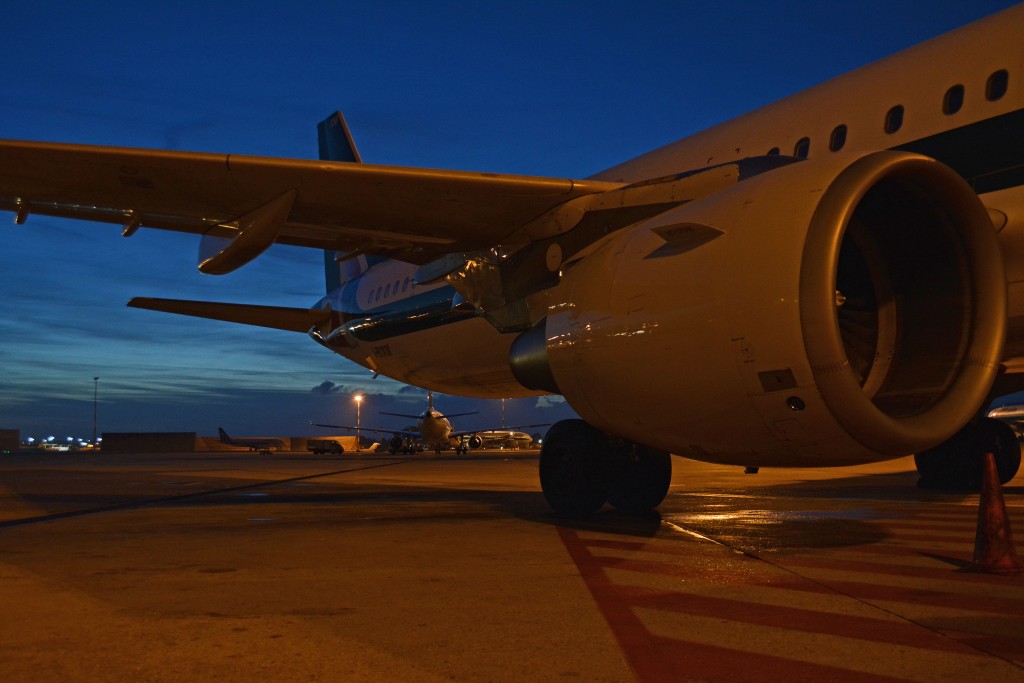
[671,508,882,526]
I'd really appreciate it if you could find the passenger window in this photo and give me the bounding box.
[829,125,847,152]
[794,137,810,158]
[767,147,780,156]
[943,85,964,114]
[884,105,904,134]
[986,69,1009,101]
[375,286,382,302]
[402,277,409,292]
[384,284,391,298]
[394,280,401,294]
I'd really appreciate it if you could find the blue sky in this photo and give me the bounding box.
[2,0,1019,440]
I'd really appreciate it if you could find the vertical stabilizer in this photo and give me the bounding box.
[318,111,362,293]
[317,111,362,163]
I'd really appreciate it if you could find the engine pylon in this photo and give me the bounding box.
[964,451,1023,575]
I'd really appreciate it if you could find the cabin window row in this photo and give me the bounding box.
[766,69,1009,158]
[368,276,413,305]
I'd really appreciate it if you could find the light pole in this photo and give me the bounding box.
[92,377,99,448]
[354,394,363,451]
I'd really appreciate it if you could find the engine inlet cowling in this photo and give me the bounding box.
[538,151,1004,466]
[799,153,1005,455]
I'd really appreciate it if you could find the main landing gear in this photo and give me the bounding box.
[539,419,672,516]
[915,417,1021,489]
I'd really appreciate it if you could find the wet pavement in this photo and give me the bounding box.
[0,450,1022,682]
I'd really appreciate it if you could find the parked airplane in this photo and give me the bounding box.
[988,405,1024,437]
[475,431,535,450]
[3,6,1024,513]
[218,428,283,455]
[313,393,545,454]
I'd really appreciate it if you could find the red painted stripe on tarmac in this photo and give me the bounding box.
[585,553,836,592]
[559,527,914,683]
[783,579,1024,616]
[558,527,685,683]
[776,555,1006,581]
[944,631,1024,665]
[633,633,913,683]
[880,530,979,543]
[619,584,981,653]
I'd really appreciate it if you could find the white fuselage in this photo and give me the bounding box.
[316,6,1024,407]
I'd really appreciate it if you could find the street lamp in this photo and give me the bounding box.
[354,394,363,451]
[92,377,99,448]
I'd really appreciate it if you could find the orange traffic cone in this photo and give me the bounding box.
[964,451,1023,574]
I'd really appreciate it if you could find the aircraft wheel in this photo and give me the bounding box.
[606,443,672,512]
[915,417,1021,489]
[539,419,609,516]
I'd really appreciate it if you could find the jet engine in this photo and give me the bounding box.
[511,151,1005,467]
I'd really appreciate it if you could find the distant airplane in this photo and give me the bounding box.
[218,427,284,455]
[314,394,545,454]
[988,405,1024,437]
[3,6,1024,513]
[475,431,535,450]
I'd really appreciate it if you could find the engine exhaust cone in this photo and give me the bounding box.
[963,451,1023,575]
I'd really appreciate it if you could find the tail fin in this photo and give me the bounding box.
[318,112,363,294]
[218,427,232,444]
[318,111,361,163]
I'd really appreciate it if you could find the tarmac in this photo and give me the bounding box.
[1,448,1022,682]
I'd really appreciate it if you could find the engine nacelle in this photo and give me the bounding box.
[518,151,1005,467]
[468,434,484,449]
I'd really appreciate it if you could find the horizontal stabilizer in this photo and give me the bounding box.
[128,297,337,333]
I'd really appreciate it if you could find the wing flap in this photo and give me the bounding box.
[128,297,336,333]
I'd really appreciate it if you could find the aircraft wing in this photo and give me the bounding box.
[451,423,549,439]
[0,140,621,269]
[310,422,419,439]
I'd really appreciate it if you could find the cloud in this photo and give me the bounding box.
[311,380,342,395]
[535,395,566,409]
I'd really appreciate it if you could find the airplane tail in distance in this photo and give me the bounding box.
[218,427,232,444]
[318,111,364,294]
[317,111,361,164]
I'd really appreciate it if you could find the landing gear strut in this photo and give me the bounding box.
[915,417,1021,489]
[539,419,671,515]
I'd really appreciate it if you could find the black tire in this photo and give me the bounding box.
[915,417,1021,489]
[606,444,672,512]
[539,419,609,516]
